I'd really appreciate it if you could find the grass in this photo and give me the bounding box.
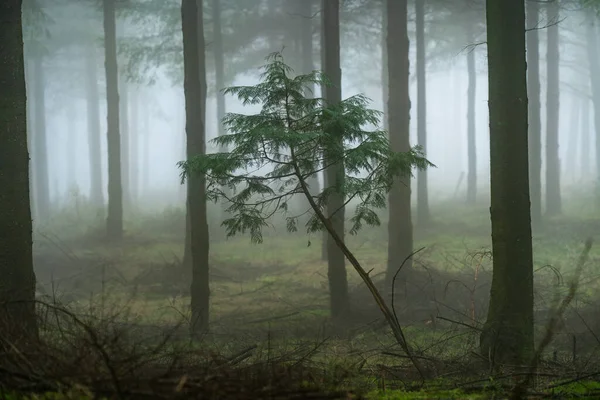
[24,189,600,398]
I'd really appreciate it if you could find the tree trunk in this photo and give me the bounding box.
[322,0,349,320]
[385,0,413,292]
[565,98,580,182]
[381,1,388,132]
[25,59,37,220]
[181,0,210,335]
[586,14,600,187]
[527,0,542,226]
[320,10,327,262]
[130,85,139,203]
[480,0,534,366]
[119,77,131,208]
[32,53,50,220]
[545,0,561,216]
[581,96,590,179]
[86,44,104,208]
[466,23,477,205]
[415,0,430,226]
[103,0,123,240]
[66,103,78,190]
[0,0,38,344]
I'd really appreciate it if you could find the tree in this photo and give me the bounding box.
[385,0,413,290]
[465,21,477,205]
[85,43,105,207]
[0,0,38,343]
[586,13,600,185]
[480,0,534,365]
[181,0,210,335]
[527,0,542,225]
[321,0,349,319]
[545,0,561,216]
[415,0,430,225]
[179,52,431,362]
[103,0,124,240]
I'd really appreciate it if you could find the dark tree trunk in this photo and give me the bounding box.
[415,0,430,226]
[25,59,37,219]
[545,0,561,216]
[322,0,349,320]
[586,14,600,187]
[526,0,542,226]
[385,0,413,291]
[32,53,50,220]
[581,97,590,179]
[119,77,131,208]
[466,23,477,205]
[181,0,211,335]
[0,0,38,344]
[86,45,104,208]
[480,0,534,366]
[103,0,123,240]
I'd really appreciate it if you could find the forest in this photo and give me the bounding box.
[1,0,600,398]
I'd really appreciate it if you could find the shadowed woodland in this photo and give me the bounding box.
[3,0,600,398]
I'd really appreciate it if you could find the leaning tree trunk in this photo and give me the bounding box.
[545,0,561,216]
[480,0,534,366]
[181,0,211,335]
[32,52,50,220]
[103,0,124,240]
[385,0,413,293]
[526,0,542,226]
[415,0,430,226]
[0,0,38,345]
[466,23,477,205]
[86,44,104,208]
[322,0,349,320]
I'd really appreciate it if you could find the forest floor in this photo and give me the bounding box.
[18,187,600,399]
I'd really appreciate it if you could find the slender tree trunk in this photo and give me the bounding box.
[565,98,580,182]
[142,99,150,196]
[182,0,210,335]
[66,103,78,190]
[586,14,600,187]
[130,85,139,203]
[545,0,561,216]
[119,77,131,208]
[527,0,542,225]
[322,0,349,319]
[385,0,413,292]
[0,0,38,344]
[86,45,104,207]
[32,53,50,220]
[381,0,388,132]
[480,0,534,365]
[415,0,430,226]
[103,0,123,240]
[466,24,477,205]
[581,97,590,179]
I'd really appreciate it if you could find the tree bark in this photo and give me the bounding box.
[103,0,124,240]
[527,0,542,226]
[385,0,413,292]
[586,14,600,186]
[466,23,477,205]
[381,1,388,132]
[480,0,534,366]
[86,44,104,208]
[182,0,211,335]
[0,0,38,344]
[322,0,349,320]
[32,53,50,220]
[545,0,561,216]
[415,0,430,226]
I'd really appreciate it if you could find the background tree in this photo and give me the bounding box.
[480,0,534,365]
[546,0,561,216]
[181,0,210,335]
[0,0,38,343]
